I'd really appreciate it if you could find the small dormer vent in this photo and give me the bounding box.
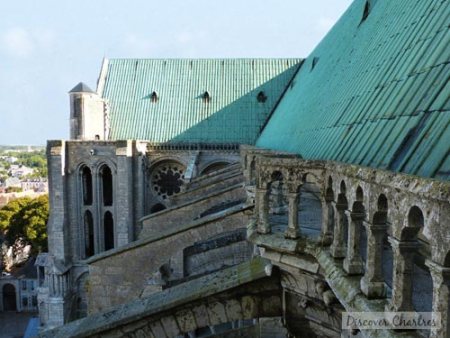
[257,91,267,103]
[361,1,371,24]
[151,91,158,103]
[202,91,211,103]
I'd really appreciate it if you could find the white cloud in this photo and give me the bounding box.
[1,27,56,58]
[2,27,34,58]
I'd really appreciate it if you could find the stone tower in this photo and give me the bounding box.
[69,82,105,140]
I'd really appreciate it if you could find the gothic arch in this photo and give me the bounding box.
[80,165,93,206]
[302,172,320,185]
[150,203,167,214]
[200,161,231,175]
[325,176,335,202]
[340,180,347,195]
[84,210,95,258]
[355,186,364,203]
[99,164,113,206]
[104,211,115,251]
[445,251,450,268]
[401,206,424,241]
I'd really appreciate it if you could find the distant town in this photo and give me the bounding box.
[0,145,48,319]
[0,145,48,207]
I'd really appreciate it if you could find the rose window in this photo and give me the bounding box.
[151,162,185,199]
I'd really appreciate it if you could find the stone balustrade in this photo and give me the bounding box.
[242,147,450,337]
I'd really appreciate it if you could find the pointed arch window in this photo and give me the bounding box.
[104,211,114,251]
[81,166,93,205]
[84,211,94,258]
[100,165,113,206]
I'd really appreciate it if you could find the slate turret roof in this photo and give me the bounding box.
[69,82,96,94]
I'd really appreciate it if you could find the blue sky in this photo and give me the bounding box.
[0,0,352,145]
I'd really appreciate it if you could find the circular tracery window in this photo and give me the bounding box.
[151,162,186,199]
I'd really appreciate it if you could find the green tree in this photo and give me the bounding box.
[0,195,49,252]
[0,197,31,232]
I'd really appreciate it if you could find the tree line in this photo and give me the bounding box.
[0,195,49,256]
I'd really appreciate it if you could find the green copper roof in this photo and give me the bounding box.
[100,59,301,144]
[257,0,450,180]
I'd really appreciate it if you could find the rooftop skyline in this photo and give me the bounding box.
[0,0,352,145]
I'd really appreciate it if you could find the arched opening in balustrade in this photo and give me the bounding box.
[337,191,349,246]
[330,181,349,258]
[340,180,347,195]
[354,186,367,263]
[84,210,95,258]
[248,157,256,185]
[373,194,394,297]
[81,166,93,206]
[268,171,288,232]
[324,176,336,241]
[299,173,322,238]
[99,165,113,206]
[104,211,115,251]
[355,186,363,202]
[353,201,367,264]
[404,206,433,316]
[378,194,388,212]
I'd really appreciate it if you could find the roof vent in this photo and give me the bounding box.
[150,91,158,103]
[202,91,211,103]
[257,91,267,103]
[360,1,371,24]
[311,57,319,71]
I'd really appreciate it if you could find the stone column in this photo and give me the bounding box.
[360,221,388,298]
[320,198,334,246]
[285,183,301,239]
[385,237,420,312]
[426,260,450,338]
[343,212,365,275]
[330,203,347,258]
[115,140,135,246]
[256,187,271,234]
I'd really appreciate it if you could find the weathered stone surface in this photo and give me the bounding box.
[160,315,181,337]
[148,321,166,338]
[224,299,243,322]
[175,309,197,333]
[39,258,278,338]
[241,296,258,319]
[41,143,450,337]
[191,304,210,329]
[207,302,228,325]
[140,183,247,239]
[87,205,253,313]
